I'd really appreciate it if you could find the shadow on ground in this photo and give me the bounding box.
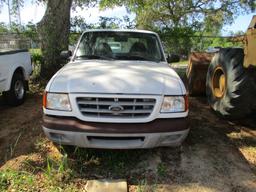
[0,94,256,192]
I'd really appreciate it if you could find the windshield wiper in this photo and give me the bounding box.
[75,54,114,60]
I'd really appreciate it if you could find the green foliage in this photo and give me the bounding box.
[23,22,37,41]
[99,0,255,56]
[159,27,195,55]
[98,16,122,29]
[190,30,244,52]
[206,38,243,49]
[0,21,38,40]
[0,22,8,33]
[29,49,43,79]
[70,15,135,32]
[69,33,81,46]
[69,15,135,45]
[30,49,43,65]
[157,163,167,177]
[100,0,255,30]
[72,0,97,10]
[137,179,157,192]
[45,153,72,182]
[70,15,95,32]
[0,169,35,191]
[0,153,75,191]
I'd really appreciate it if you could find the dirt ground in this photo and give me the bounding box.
[0,88,256,191]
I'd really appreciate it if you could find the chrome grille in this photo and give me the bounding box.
[76,97,156,118]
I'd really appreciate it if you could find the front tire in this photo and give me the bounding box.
[206,48,256,119]
[3,72,26,106]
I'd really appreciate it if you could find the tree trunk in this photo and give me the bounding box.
[38,0,72,79]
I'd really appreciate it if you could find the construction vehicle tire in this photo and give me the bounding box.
[206,48,256,119]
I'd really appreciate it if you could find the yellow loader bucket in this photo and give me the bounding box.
[186,52,215,96]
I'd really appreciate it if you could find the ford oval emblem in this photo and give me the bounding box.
[109,105,124,112]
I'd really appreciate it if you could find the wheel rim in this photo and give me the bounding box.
[14,80,24,100]
[212,67,226,98]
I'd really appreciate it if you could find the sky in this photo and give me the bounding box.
[0,1,134,26]
[0,0,255,35]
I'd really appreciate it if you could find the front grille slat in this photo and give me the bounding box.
[76,97,156,119]
[77,101,154,106]
[80,108,153,114]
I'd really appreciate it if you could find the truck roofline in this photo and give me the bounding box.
[82,29,158,35]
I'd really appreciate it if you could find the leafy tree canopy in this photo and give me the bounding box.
[99,0,255,55]
[100,0,256,34]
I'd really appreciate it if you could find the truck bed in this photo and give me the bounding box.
[0,49,28,56]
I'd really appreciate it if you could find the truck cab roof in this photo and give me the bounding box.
[82,29,158,35]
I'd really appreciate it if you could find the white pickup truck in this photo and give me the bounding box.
[0,49,32,106]
[42,29,189,149]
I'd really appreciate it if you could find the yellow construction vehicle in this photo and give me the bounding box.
[187,15,256,119]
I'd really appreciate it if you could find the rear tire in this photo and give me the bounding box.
[206,48,256,119]
[3,72,26,106]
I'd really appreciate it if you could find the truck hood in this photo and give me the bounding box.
[48,60,185,95]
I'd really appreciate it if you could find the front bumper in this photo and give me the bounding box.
[42,115,189,149]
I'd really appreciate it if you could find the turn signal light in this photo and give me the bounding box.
[43,92,47,108]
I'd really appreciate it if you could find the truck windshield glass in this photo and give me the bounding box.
[75,31,164,62]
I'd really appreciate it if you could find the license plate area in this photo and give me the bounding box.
[87,136,145,148]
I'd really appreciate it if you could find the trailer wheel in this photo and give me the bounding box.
[3,72,26,106]
[206,48,256,119]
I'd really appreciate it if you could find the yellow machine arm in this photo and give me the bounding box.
[244,15,256,68]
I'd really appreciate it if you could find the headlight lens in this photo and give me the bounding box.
[43,92,72,111]
[161,96,186,113]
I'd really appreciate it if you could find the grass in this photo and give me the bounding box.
[0,118,174,191]
[10,133,22,158]
[2,132,22,162]
[137,179,157,192]
[1,137,74,191]
[157,163,167,178]
[137,179,148,192]
[0,148,78,191]
[171,60,188,65]
[0,169,80,191]
[0,137,154,191]
[67,147,150,178]
[0,169,35,191]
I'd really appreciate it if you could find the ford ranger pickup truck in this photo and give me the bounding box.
[0,49,32,106]
[42,29,189,149]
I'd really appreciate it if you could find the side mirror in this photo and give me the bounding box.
[167,54,180,63]
[60,50,72,60]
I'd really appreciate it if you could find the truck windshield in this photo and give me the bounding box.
[74,31,164,62]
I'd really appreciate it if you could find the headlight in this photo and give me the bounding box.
[43,92,72,111]
[161,96,187,113]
